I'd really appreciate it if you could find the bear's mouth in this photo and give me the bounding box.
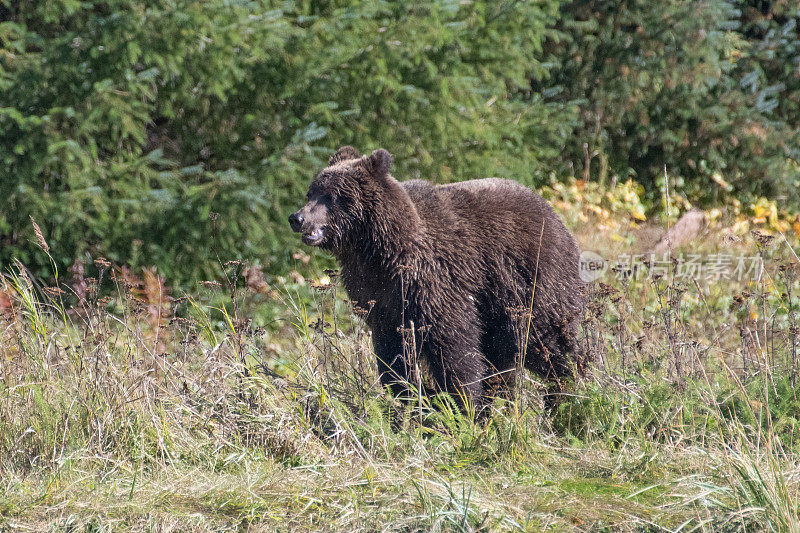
[302,227,326,246]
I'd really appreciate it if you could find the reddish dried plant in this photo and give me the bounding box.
[143,267,171,330]
[242,264,272,295]
[68,259,88,302]
[112,265,173,352]
[0,279,14,321]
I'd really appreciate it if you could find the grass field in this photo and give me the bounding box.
[2,191,800,531]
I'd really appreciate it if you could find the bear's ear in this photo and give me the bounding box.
[363,148,393,178]
[328,146,361,166]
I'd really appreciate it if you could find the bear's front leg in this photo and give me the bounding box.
[372,325,411,398]
[423,321,487,412]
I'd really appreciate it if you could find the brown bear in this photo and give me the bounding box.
[289,146,585,408]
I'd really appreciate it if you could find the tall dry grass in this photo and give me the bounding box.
[0,223,799,530]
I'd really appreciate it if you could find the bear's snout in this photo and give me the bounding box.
[288,212,304,232]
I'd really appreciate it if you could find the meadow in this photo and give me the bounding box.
[1,180,799,532]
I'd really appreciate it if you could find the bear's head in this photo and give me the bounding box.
[289,146,395,250]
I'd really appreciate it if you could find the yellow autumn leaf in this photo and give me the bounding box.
[599,221,620,231]
[588,204,605,217]
[773,219,791,233]
[731,219,750,235]
[751,198,779,227]
[711,171,733,191]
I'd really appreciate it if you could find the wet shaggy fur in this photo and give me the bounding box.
[289,146,586,407]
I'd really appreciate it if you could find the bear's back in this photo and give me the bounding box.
[436,178,541,211]
[400,177,557,229]
[398,177,580,283]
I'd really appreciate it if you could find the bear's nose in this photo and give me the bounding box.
[288,212,304,232]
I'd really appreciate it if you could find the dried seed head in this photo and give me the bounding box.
[751,230,776,247]
[597,282,619,298]
[30,216,50,254]
[42,286,66,297]
[243,265,271,294]
[633,335,645,350]
[778,262,798,280]
[721,233,741,246]
[586,300,605,319]
[352,305,370,318]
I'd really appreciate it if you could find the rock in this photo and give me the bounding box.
[651,209,707,255]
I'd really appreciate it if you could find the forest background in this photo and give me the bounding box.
[2,0,799,287]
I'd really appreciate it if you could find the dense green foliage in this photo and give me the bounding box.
[544,0,800,201]
[1,0,799,284]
